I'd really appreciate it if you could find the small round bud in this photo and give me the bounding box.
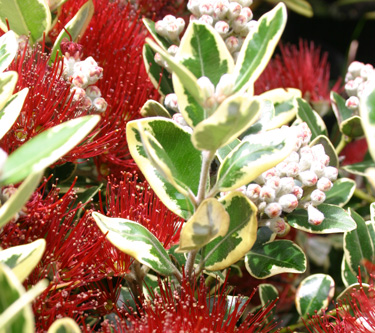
[167,45,179,56]
[71,72,88,88]
[308,205,325,225]
[155,20,167,35]
[164,93,179,111]
[199,14,214,25]
[199,1,214,15]
[92,97,108,113]
[246,183,261,201]
[175,18,186,33]
[360,63,374,80]
[310,161,325,178]
[214,21,230,36]
[172,113,188,127]
[213,0,230,19]
[260,217,289,236]
[292,186,303,199]
[345,96,360,110]
[215,73,235,102]
[298,170,318,187]
[278,194,298,213]
[85,85,101,99]
[163,15,176,24]
[262,168,277,181]
[285,161,300,177]
[311,189,326,206]
[323,166,338,181]
[232,15,248,33]
[311,144,325,160]
[264,202,282,218]
[187,0,201,16]
[317,177,333,192]
[278,177,295,195]
[285,151,300,163]
[345,80,359,97]
[166,23,181,41]
[197,76,215,99]
[240,7,253,20]
[348,61,364,77]
[227,2,242,20]
[225,36,240,54]
[260,186,276,203]
[266,176,280,190]
[275,161,288,177]
[71,86,86,101]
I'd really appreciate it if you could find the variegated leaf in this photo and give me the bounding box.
[0,0,51,44]
[140,100,171,118]
[233,3,287,93]
[260,88,301,130]
[0,71,18,111]
[48,318,81,333]
[202,192,258,271]
[92,212,177,276]
[324,178,356,206]
[143,18,172,50]
[240,100,274,137]
[282,0,313,17]
[245,240,306,279]
[340,116,364,138]
[215,126,297,192]
[309,135,339,168]
[217,138,241,162]
[0,115,100,185]
[342,160,375,176]
[341,257,358,287]
[0,31,18,74]
[192,95,262,151]
[126,118,201,219]
[295,274,335,317]
[336,283,369,301]
[359,82,375,161]
[0,239,46,282]
[177,198,229,252]
[287,204,356,234]
[258,283,278,320]
[344,209,375,278]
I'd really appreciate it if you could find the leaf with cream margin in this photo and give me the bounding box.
[281,0,313,17]
[201,192,258,271]
[0,115,100,185]
[177,198,230,252]
[0,0,51,44]
[341,256,358,287]
[215,126,297,192]
[126,118,202,219]
[0,88,28,141]
[324,178,356,206]
[260,88,301,130]
[233,3,287,93]
[0,263,48,333]
[143,18,172,50]
[258,283,279,320]
[0,170,44,228]
[0,239,46,283]
[0,31,18,74]
[359,82,375,162]
[309,135,339,168]
[48,318,81,333]
[140,100,171,118]
[0,71,18,111]
[192,95,262,151]
[92,212,177,276]
[297,97,327,140]
[50,0,94,63]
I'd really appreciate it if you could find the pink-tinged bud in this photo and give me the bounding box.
[345,96,360,110]
[262,168,277,181]
[92,97,108,113]
[213,0,230,19]
[317,177,333,192]
[71,72,88,88]
[258,201,266,212]
[154,52,166,68]
[214,21,230,36]
[299,156,311,172]
[71,86,86,101]
[310,161,325,178]
[199,15,214,25]
[240,7,253,20]
[266,176,280,190]
[345,72,354,82]
[279,194,298,213]
[360,63,374,80]
[82,96,92,108]
[199,2,214,15]
[164,93,179,111]
[85,85,101,99]
[260,217,289,236]
[311,189,326,206]
[260,186,276,203]
[285,151,300,163]
[215,73,235,102]
[233,15,247,33]
[166,23,181,41]
[276,161,288,177]
[236,185,247,194]
[345,80,359,97]
[286,162,300,177]
[155,20,167,35]
[299,170,318,187]
[225,36,239,53]
[323,166,338,181]
[311,144,325,160]
[163,15,176,24]
[176,18,186,33]
[296,122,312,145]
[187,0,201,16]
[300,145,313,158]
[264,202,282,218]
[308,205,325,225]
[172,113,188,127]
[167,45,179,56]
[278,177,295,195]
[227,2,242,20]
[348,61,364,77]
[292,186,303,199]
[246,183,261,201]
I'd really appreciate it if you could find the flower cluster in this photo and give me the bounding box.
[61,39,108,113]
[243,122,338,231]
[344,61,375,111]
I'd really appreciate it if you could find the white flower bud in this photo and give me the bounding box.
[285,151,300,163]
[345,72,354,83]
[260,186,276,203]
[225,36,240,54]
[214,0,230,19]
[299,156,312,172]
[296,122,312,146]
[310,161,325,178]
[311,189,326,206]
[199,15,214,25]
[345,80,359,97]
[167,45,179,56]
[348,61,364,77]
[275,161,288,177]
[262,168,277,181]
[286,162,300,177]
[71,72,88,88]
[278,177,295,195]
[317,177,333,192]
[308,205,325,225]
[197,76,215,100]
[240,7,253,20]
[155,20,167,35]
[227,2,242,20]
[232,14,247,33]
[214,21,230,36]
[258,201,266,212]
[292,186,303,199]
[71,86,86,101]
[164,93,179,111]
[299,170,318,187]
[85,85,101,99]
[166,23,181,41]
[215,73,235,102]
[264,202,282,218]
[246,183,261,201]
[323,166,338,181]
[360,64,374,80]
[175,18,186,33]
[345,96,360,110]
[173,113,188,127]
[92,97,108,113]
[266,176,280,190]
[260,217,288,236]
[279,194,298,213]
[187,0,201,16]
[199,1,214,15]
[311,144,325,161]
[163,15,176,24]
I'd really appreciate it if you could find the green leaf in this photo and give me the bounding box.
[50,0,94,64]
[142,44,174,96]
[287,204,356,234]
[359,82,375,162]
[309,135,339,168]
[295,274,335,317]
[177,22,234,86]
[0,71,18,111]
[92,212,177,276]
[260,88,301,130]
[0,0,51,44]
[342,160,375,176]
[140,100,171,118]
[142,18,172,50]
[0,239,45,283]
[177,198,230,252]
[331,91,354,123]
[233,3,287,93]
[324,178,356,206]
[217,138,241,163]
[192,95,262,151]
[344,209,375,278]
[0,170,44,228]
[203,192,258,271]
[258,283,279,320]
[0,115,100,185]
[340,116,364,138]
[245,240,306,279]
[280,0,313,17]
[0,31,18,74]
[47,318,81,333]
[341,257,358,287]
[216,126,297,192]
[126,118,202,219]
[0,88,28,141]
[296,98,327,140]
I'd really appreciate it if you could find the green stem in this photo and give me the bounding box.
[196,150,215,204]
[335,135,351,155]
[354,188,375,203]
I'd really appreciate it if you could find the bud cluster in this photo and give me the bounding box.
[242,122,338,231]
[62,42,108,113]
[155,15,186,44]
[344,61,375,112]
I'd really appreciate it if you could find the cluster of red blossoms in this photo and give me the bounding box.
[1,0,373,331]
